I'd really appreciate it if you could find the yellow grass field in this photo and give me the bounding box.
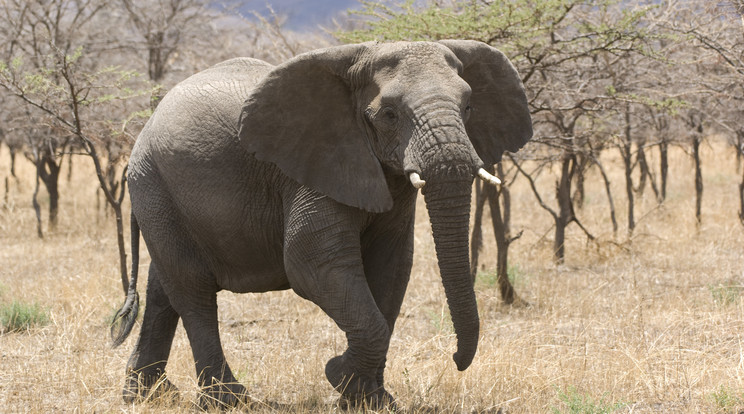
[1,138,743,413]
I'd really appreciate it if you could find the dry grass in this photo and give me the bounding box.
[1,137,743,413]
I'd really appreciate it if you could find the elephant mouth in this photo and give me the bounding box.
[409,166,500,189]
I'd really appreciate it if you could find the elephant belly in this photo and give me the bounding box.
[215,264,290,293]
[175,161,290,294]
[209,232,289,294]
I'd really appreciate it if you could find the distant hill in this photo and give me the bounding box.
[234,0,362,31]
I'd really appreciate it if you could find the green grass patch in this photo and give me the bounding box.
[552,386,625,414]
[708,280,743,306]
[475,264,527,289]
[1,300,49,333]
[708,385,744,412]
[425,308,453,334]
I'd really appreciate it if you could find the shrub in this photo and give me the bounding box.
[1,300,49,333]
[552,386,625,414]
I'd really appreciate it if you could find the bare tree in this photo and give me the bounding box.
[24,121,71,233]
[117,0,210,81]
[0,0,152,292]
[656,0,744,224]
[470,163,525,305]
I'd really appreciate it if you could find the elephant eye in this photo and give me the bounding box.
[463,104,473,122]
[381,107,398,121]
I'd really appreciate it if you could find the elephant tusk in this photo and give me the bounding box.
[477,168,501,186]
[409,172,426,189]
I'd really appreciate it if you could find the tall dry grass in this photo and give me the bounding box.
[1,137,743,413]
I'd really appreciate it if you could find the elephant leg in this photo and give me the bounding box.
[124,263,180,403]
[283,199,393,409]
[362,206,416,390]
[133,191,249,409]
[176,292,250,410]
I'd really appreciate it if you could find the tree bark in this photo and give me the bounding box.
[659,139,669,203]
[470,165,524,305]
[554,152,575,264]
[592,155,618,235]
[692,131,703,224]
[738,131,744,225]
[572,154,587,209]
[9,147,17,178]
[32,166,43,239]
[486,176,523,305]
[37,151,61,228]
[736,129,743,174]
[636,141,648,196]
[635,139,660,201]
[739,173,744,225]
[67,153,74,182]
[623,107,635,234]
[4,176,9,209]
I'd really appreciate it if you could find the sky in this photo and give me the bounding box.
[234,0,363,31]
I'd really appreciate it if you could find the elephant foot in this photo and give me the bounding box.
[197,380,251,411]
[123,370,179,404]
[326,354,397,411]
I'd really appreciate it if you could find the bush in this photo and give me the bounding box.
[1,300,49,333]
[552,386,626,414]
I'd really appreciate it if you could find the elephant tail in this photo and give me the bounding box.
[110,212,141,348]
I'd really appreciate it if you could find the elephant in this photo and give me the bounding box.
[110,40,532,410]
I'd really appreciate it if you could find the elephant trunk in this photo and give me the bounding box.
[421,162,479,371]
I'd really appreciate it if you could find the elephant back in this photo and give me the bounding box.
[129,57,275,181]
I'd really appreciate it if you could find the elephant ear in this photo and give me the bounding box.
[238,43,393,213]
[439,40,533,165]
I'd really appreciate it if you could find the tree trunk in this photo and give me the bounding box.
[739,170,744,225]
[572,155,587,209]
[9,148,17,178]
[32,167,43,239]
[593,156,618,235]
[692,132,703,224]
[470,165,524,305]
[659,139,669,203]
[636,139,660,202]
[623,107,635,234]
[486,178,524,305]
[736,129,743,174]
[739,131,744,225]
[554,152,575,264]
[636,141,648,196]
[37,152,61,228]
[67,153,74,182]
[4,176,9,209]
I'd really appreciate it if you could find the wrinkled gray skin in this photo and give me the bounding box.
[118,40,532,409]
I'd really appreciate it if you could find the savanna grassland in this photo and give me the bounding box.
[1,137,743,413]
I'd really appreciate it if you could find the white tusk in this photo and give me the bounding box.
[478,168,501,185]
[409,172,426,189]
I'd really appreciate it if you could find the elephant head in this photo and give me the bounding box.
[238,41,532,370]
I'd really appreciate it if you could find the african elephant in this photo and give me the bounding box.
[110,40,532,409]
